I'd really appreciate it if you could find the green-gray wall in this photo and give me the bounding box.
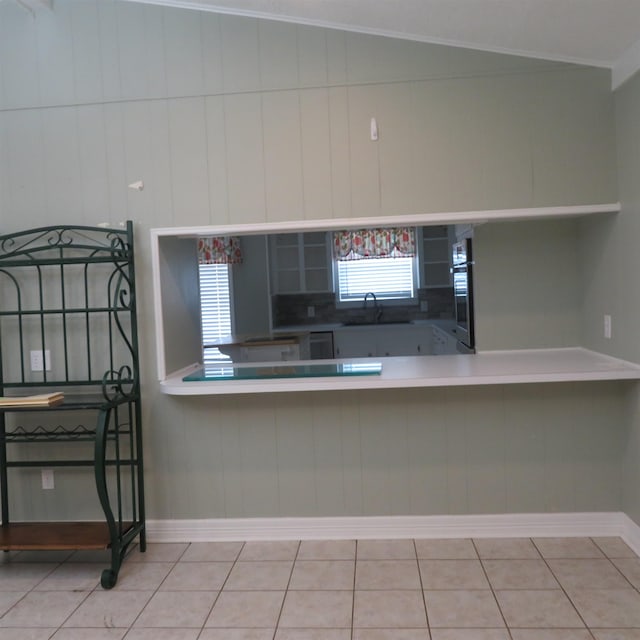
[0,0,631,522]
[581,70,640,527]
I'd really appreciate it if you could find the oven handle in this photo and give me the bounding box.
[450,261,475,272]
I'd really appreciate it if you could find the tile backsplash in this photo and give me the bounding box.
[272,288,454,327]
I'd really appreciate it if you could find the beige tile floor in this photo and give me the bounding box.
[1,536,640,639]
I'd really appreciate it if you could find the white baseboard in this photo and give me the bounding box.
[147,511,640,554]
[621,513,640,555]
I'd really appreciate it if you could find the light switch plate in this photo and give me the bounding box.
[41,469,54,490]
[30,349,51,371]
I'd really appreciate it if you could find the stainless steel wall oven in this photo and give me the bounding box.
[452,238,475,349]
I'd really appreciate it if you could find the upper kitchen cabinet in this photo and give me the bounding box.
[422,225,453,288]
[269,232,332,294]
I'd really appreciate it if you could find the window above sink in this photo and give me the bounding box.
[332,227,419,306]
[335,255,417,305]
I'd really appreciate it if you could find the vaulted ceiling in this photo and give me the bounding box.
[11,0,640,89]
[120,0,640,89]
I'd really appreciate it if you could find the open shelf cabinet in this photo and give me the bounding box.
[0,223,145,589]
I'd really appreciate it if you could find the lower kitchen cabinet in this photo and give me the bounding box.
[309,331,335,359]
[380,329,429,357]
[334,329,378,358]
[333,325,432,358]
[431,325,459,354]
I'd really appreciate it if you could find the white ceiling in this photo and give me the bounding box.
[118,0,640,89]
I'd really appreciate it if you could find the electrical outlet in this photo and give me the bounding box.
[41,469,54,490]
[604,314,612,339]
[307,306,315,318]
[30,349,51,371]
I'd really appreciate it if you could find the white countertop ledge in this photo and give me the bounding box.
[159,348,640,396]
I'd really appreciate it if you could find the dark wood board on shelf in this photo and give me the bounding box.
[0,522,131,550]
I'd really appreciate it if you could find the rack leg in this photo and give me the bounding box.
[134,400,146,553]
[0,415,9,527]
[94,408,121,589]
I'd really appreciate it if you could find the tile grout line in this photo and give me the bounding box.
[3,537,640,636]
[472,537,515,640]
[590,535,640,595]
[413,537,432,636]
[351,539,358,640]
[270,539,301,638]
[531,536,599,639]
[196,540,247,636]
[4,550,95,633]
[119,543,185,634]
[122,541,236,637]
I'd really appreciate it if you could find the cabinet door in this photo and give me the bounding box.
[270,233,302,293]
[301,232,331,292]
[270,232,330,293]
[422,225,452,288]
[333,329,377,358]
[432,328,447,355]
[431,325,457,355]
[378,327,428,357]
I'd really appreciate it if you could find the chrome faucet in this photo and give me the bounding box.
[363,292,383,323]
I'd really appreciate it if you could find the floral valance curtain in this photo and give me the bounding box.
[197,236,243,264]
[333,227,416,261]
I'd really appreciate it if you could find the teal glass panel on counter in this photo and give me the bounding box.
[183,362,383,381]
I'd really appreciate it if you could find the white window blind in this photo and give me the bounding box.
[336,256,416,302]
[199,263,232,363]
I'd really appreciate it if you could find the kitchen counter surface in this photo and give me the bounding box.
[210,333,305,347]
[160,347,640,395]
[271,324,342,333]
[272,320,456,334]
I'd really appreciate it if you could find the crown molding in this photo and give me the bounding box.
[612,38,640,90]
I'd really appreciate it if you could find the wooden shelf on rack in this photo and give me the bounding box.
[0,522,130,550]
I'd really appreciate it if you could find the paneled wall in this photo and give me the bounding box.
[581,70,640,525]
[6,382,628,520]
[475,218,582,350]
[0,0,617,229]
[0,0,628,521]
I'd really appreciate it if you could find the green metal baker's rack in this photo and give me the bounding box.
[0,223,146,588]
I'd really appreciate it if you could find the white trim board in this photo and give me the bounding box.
[150,203,621,240]
[146,512,640,556]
